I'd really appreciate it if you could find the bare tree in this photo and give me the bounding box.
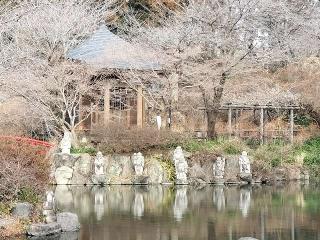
[0,0,112,142]
[125,0,320,138]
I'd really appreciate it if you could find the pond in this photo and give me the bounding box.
[30,183,320,240]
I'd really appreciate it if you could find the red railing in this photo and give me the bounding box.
[0,136,54,149]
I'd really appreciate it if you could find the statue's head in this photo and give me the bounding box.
[242,151,247,156]
[97,151,103,158]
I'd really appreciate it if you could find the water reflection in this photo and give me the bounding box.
[212,185,225,212]
[49,183,320,240]
[239,187,251,217]
[173,186,188,221]
[132,190,144,218]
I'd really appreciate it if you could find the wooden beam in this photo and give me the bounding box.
[260,108,264,145]
[290,109,294,143]
[228,108,232,138]
[103,82,110,126]
[137,85,143,127]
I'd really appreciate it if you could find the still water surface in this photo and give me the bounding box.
[32,183,320,240]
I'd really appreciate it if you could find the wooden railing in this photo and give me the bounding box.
[0,135,54,149]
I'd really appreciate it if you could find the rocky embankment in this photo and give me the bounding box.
[52,147,310,186]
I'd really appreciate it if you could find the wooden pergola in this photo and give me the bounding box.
[220,103,301,144]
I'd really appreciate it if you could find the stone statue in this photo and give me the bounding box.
[43,191,56,223]
[94,152,105,176]
[213,157,226,179]
[92,152,106,185]
[239,151,251,174]
[174,146,188,184]
[60,131,72,154]
[173,146,184,166]
[132,152,144,176]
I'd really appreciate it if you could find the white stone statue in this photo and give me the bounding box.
[239,151,251,174]
[173,187,188,221]
[213,157,226,179]
[173,146,184,166]
[60,131,72,154]
[132,152,144,176]
[94,152,105,176]
[174,147,188,184]
[43,191,56,223]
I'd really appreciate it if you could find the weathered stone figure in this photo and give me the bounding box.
[132,152,144,176]
[43,191,56,223]
[92,152,106,185]
[239,151,251,174]
[173,146,184,166]
[94,152,105,176]
[60,131,72,154]
[174,146,188,184]
[213,157,226,179]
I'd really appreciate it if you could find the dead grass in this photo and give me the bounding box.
[0,141,50,202]
[92,123,189,154]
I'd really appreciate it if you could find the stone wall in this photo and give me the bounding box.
[53,153,168,185]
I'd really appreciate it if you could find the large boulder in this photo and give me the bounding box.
[55,166,73,185]
[54,153,78,168]
[69,154,93,185]
[12,202,33,218]
[189,163,208,183]
[27,222,62,236]
[224,156,241,184]
[145,160,164,184]
[57,212,80,232]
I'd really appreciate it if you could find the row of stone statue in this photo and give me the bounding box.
[93,146,252,185]
[60,131,251,185]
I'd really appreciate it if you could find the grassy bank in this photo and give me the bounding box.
[181,136,320,177]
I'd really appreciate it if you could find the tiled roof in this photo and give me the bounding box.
[67,25,161,70]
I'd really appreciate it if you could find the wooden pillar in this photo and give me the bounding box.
[103,82,110,126]
[290,109,294,143]
[228,108,232,138]
[260,108,264,145]
[137,85,143,127]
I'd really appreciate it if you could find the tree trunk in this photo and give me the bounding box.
[71,128,79,148]
[206,110,219,139]
[206,72,228,139]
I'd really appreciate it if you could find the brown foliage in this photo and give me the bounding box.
[0,141,50,202]
[92,124,189,153]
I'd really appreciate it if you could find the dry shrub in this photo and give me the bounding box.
[0,141,50,202]
[92,124,189,153]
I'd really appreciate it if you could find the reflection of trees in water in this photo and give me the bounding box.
[53,184,320,240]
